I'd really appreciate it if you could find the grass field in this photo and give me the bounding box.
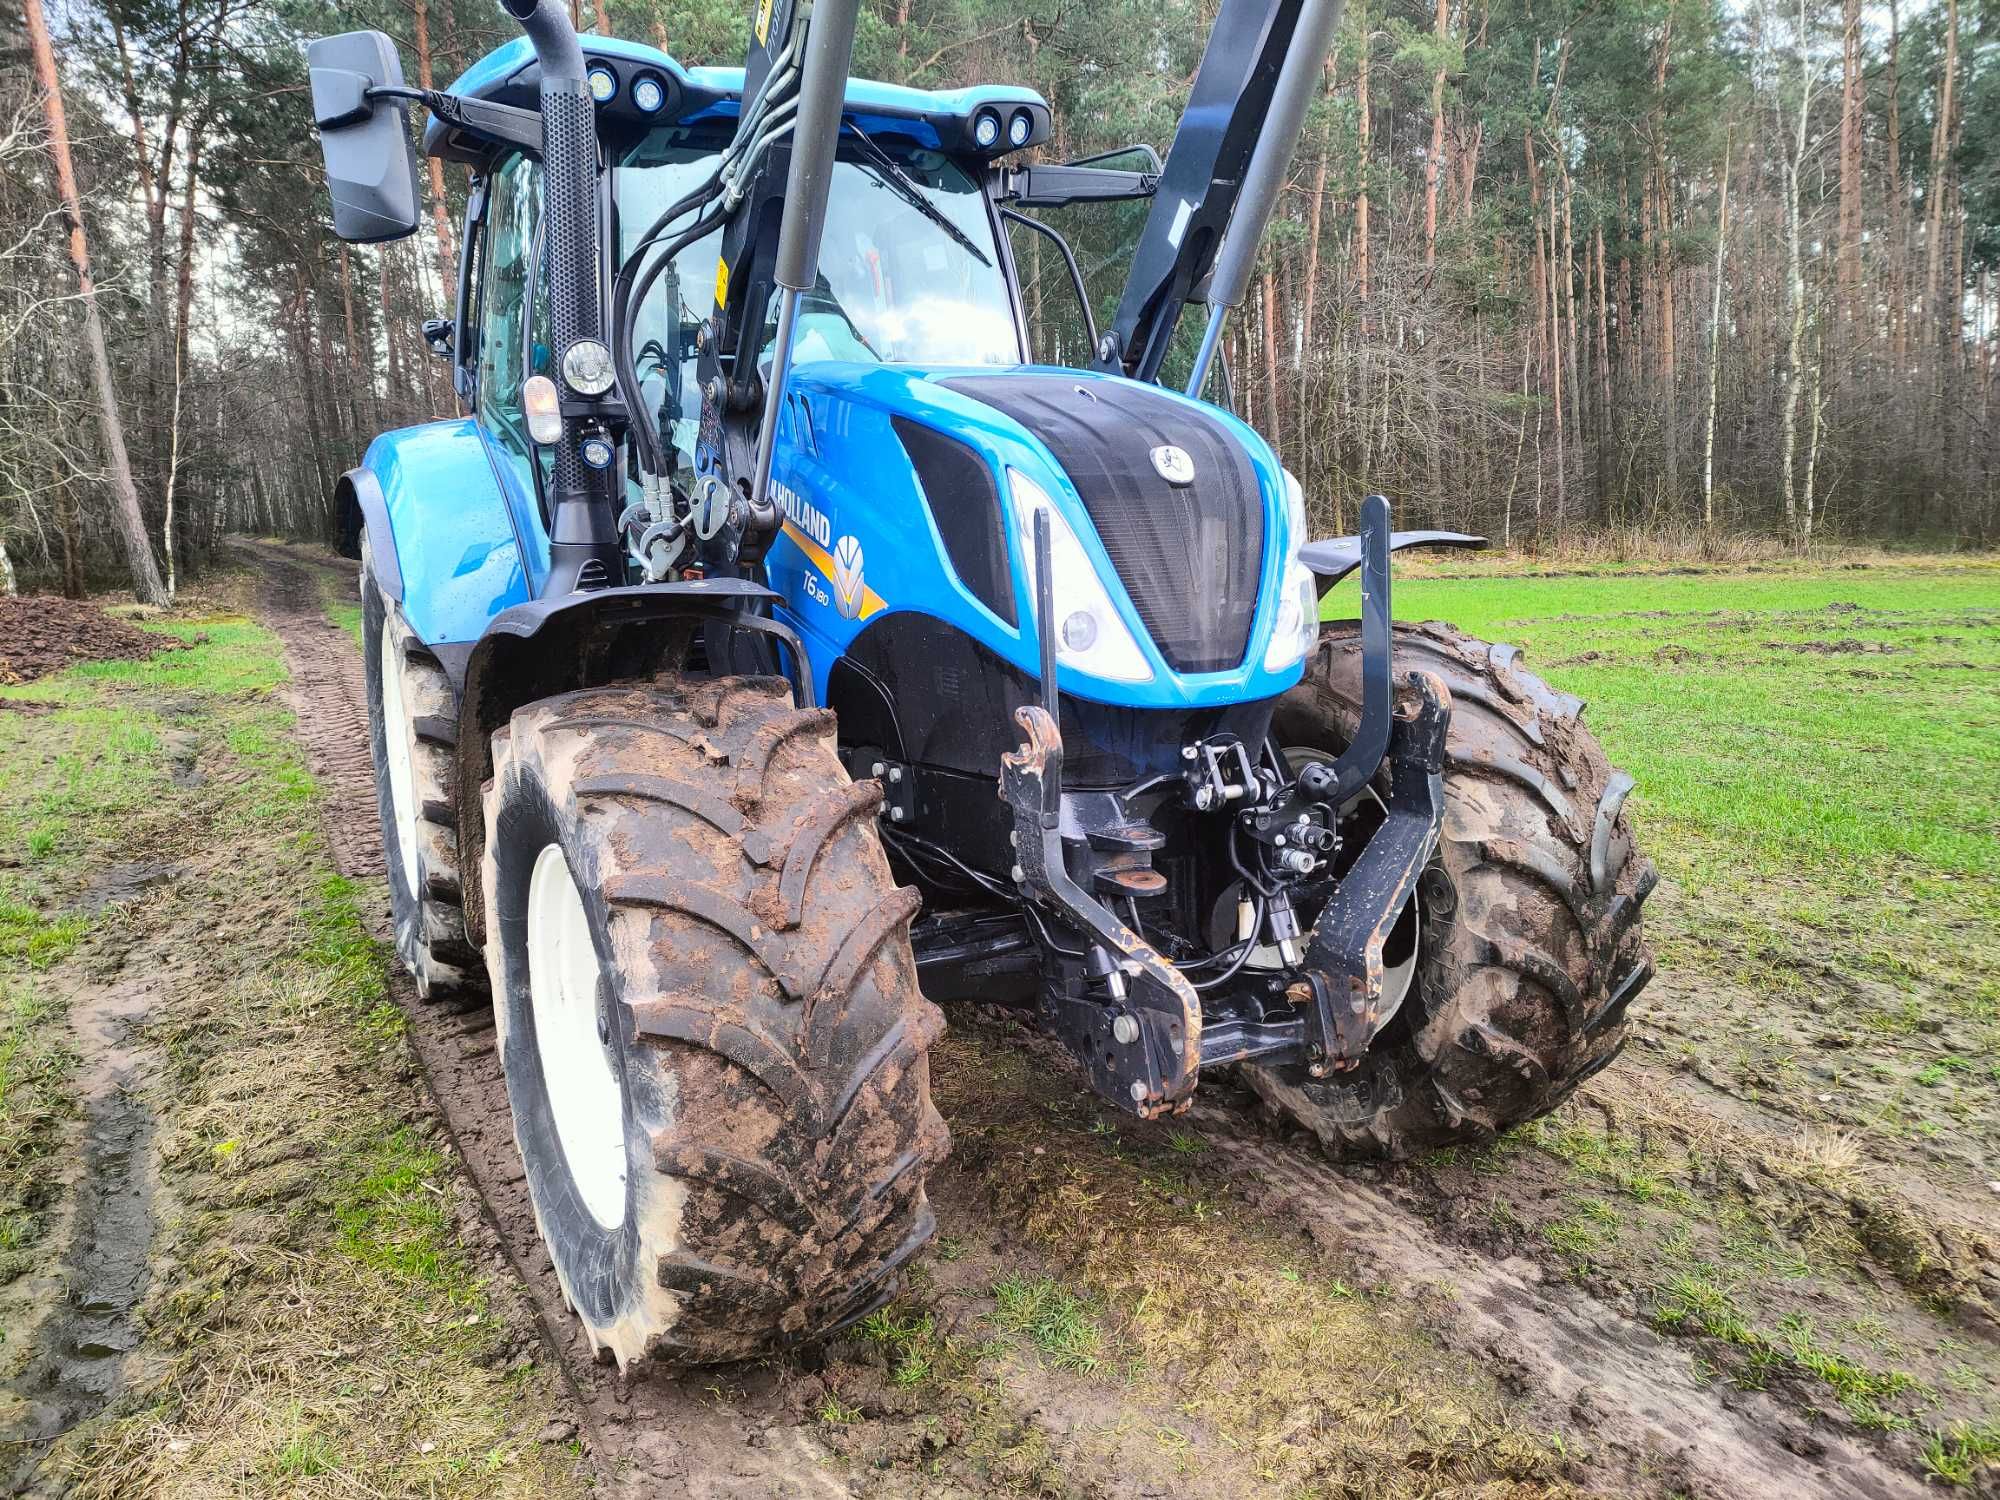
[1373,557,2000,1470]
[1389,559,1999,1073]
[0,588,584,1496]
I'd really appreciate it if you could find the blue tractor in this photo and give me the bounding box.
[308,0,1654,1365]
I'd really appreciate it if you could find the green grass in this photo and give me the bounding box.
[990,1273,1106,1374]
[1360,561,2000,1039]
[1650,1273,1927,1427]
[333,1127,468,1291]
[1921,1421,2000,1487]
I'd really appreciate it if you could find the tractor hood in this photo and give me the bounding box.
[767,363,1309,713]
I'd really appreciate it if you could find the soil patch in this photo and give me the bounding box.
[0,597,182,685]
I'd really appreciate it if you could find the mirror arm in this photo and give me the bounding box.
[999,163,1158,209]
[1000,209,1098,353]
[385,87,543,152]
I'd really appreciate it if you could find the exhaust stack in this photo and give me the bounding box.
[499,0,619,593]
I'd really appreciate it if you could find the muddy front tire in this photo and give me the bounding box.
[360,540,477,1000]
[482,678,948,1366]
[1243,621,1657,1159]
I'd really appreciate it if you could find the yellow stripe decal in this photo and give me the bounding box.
[782,520,886,620]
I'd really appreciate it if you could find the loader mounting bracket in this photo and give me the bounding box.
[1295,669,1451,1069]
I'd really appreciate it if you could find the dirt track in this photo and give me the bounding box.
[238,539,1977,1499]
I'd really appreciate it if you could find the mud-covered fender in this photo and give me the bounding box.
[1303,530,1485,596]
[451,579,808,944]
[338,418,532,649]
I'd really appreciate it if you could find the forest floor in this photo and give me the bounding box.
[0,542,1994,1498]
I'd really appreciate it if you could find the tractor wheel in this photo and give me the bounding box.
[480,677,949,1366]
[1243,620,1657,1158]
[360,539,478,1000]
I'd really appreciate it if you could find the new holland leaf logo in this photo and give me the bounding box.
[832,535,866,620]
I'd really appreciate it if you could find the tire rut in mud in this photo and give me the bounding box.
[1184,1099,1930,1500]
[238,542,875,1494]
[235,541,382,883]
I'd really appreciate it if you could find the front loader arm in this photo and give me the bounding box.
[1096,0,1343,386]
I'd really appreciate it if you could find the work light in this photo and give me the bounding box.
[631,74,666,113]
[561,338,616,396]
[587,64,618,104]
[972,110,1000,149]
[1007,109,1032,149]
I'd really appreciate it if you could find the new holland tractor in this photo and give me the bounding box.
[307,0,1655,1365]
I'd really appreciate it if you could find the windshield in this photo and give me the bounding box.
[616,129,1020,484]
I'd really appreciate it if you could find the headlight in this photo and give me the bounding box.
[1263,469,1319,673]
[1008,470,1152,684]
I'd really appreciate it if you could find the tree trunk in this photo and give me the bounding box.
[25,0,169,606]
[1423,0,1449,272]
[1923,0,1957,343]
[1837,0,1862,335]
[414,0,459,296]
[1703,136,1731,528]
[1780,0,1812,540]
[1355,18,1371,306]
[1886,0,1905,363]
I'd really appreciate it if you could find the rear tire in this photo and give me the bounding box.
[482,677,948,1365]
[361,539,477,1000]
[1242,620,1657,1158]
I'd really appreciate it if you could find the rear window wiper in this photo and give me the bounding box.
[844,125,991,268]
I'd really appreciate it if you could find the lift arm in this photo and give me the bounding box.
[1095,0,1344,387]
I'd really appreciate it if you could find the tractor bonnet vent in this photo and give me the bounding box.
[940,375,1264,675]
[892,417,1016,627]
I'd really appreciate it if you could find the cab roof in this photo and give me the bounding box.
[426,34,1049,163]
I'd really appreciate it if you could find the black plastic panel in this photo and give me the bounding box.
[893,416,1016,627]
[941,374,1263,674]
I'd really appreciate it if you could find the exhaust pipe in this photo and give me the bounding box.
[1187,0,1344,397]
[499,0,618,593]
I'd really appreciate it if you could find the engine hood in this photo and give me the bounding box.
[770,361,1303,712]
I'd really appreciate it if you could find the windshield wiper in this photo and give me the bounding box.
[844,125,991,267]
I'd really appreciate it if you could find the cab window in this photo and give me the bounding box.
[476,153,547,464]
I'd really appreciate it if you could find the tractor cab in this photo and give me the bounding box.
[427,36,1145,514]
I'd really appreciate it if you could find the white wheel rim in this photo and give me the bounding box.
[526,843,628,1229]
[378,626,423,898]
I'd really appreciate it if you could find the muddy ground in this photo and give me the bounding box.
[3,542,1994,1498]
[0,599,180,687]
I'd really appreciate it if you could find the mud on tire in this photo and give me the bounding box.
[1243,620,1657,1158]
[360,539,478,1000]
[482,677,949,1366]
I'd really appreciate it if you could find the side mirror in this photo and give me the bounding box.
[421,317,455,360]
[307,31,422,243]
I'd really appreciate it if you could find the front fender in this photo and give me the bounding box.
[451,580,804,944]
[1302,529,1486,595]
[346,418,532,649]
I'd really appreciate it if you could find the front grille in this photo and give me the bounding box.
[893,417,1015,626]
[941,375,1264,674]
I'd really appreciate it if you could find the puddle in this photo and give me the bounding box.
[0,982,159,1493]
[160,729,204,790]
[75,862,180,917]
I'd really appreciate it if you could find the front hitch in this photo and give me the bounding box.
[1000,706,1203,1117]
[999,506,1200,1118]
